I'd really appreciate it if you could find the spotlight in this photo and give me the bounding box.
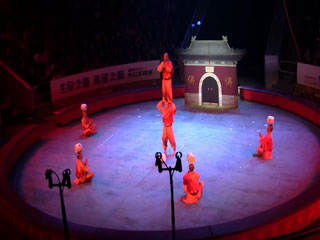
[155,152,163,173]
[174,152,182,172]
[197,20,201,26]
[45,169,53,189]
[62,169,72,189]
[191,23,195,28]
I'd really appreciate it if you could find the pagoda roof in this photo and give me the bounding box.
[177,36,246,63]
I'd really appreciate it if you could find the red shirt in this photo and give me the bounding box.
[260,132,273,152]
[157,61,174,80]
[81,116,91,130]
[157,102,176,126]
[162,110,174,126]
[75,159,89,179]
[183,171,201,194]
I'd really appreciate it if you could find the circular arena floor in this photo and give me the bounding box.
[10,98,320,231]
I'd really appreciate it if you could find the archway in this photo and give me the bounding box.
[198,72,222,106]
[202,77,219,105]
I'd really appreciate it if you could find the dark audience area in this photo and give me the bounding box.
[0,0,196,87]
[1,0,320,88]
[0,0,320,127]
[279,0,320,65]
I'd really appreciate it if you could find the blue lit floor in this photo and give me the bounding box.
[10,98,320,231]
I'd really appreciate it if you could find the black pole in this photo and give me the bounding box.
[169,167,175,240]
[154,152,182,240]
[59,185,70,240]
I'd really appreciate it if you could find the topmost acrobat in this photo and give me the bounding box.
[157,53,174,103]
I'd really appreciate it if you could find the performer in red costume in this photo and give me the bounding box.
[81,103,97,136]
[157,53,174,103]
[253,116,274,160]
[73,143,94,184]
[181,153,204,204]
[157,100,176,156]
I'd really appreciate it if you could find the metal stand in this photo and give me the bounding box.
[155,152,183,240]
[45,169,72,240]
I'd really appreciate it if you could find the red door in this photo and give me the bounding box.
[202,77,218,104]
